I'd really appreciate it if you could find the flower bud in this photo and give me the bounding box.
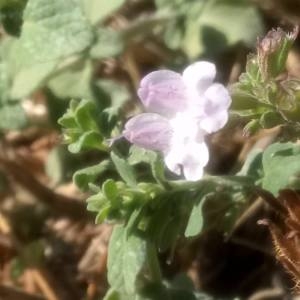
[257,27,298,79]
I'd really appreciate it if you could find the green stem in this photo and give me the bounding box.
[169,175,255,192]
[147,242,162,283]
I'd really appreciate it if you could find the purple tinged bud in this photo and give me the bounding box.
[123,113,172,152]
[257,26,299,79]
[137,70,187,116]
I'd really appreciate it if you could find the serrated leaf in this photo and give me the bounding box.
[57,101,78,128]
[74,99,98,131]
[128,145,165,183]
[111,151,137,186]
[262,142,300,195]
[82,0,125,25]
[108,225,146,295]
[59,99,98,131]
[103,179,118,206]
[73,160,111,191]
[128,145,157,165]
[86,192,107,212]
[68,131,105,153]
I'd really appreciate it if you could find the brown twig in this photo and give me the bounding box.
[0,157,91,221]
[31,269,60,300]
[0,285,45,300]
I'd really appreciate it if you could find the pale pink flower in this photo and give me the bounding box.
[123,61,231,181]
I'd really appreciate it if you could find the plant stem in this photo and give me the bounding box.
[147,242,162,283]
[169,175,255,192]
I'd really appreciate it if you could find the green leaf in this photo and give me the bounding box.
[10,0,93,98]
[111,151,137,186]
[73,160,111,191]
[90,28,124,59]
[185,199,206,238]
[86,192,107,213]
[10,59,58,99]
[95,204,111,223]
[68,131,105,153]
[184,185,216,238]
[0,0,26,10]
[82,0,125,25]
[48,60,94,100]
[103,179,118,206]
[59,99,108,153]
[0,61,11,104]
[59,99,99,132]
[243,119,261,135]
[0,103,27,129]
[95,79,131,137]
[22,0,93,62]
[128,145,165,183]
[57,99,78,128]
[259,111,283,128]
[262,142,300,195]
[107,225,147,294]
[74,99,98,131]
[103,289,121,300]
[150,155,166,184]
[183,0,264,58]
[96,79,130,108]
[155,0,188,10]
[126,207,145,238]
[238,149,263,179]
[128,145,155,165]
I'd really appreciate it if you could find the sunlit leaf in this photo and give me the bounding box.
[10,0,93,98]
[82,0,125,25]
[108,225,146,294]
[111,151,137,186]
[262,142,300,195]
